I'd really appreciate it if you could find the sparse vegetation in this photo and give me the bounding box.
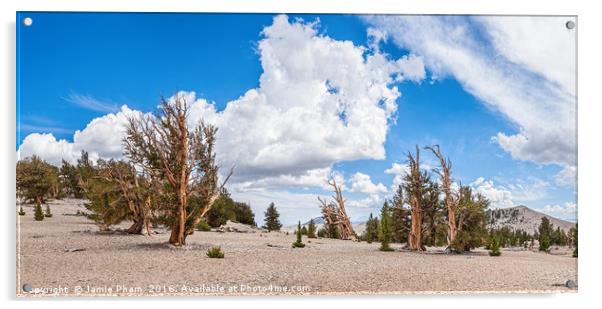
[292,221,305,248]
[206,246,225,258]
[488,234,501,256]
[196,219,212,232]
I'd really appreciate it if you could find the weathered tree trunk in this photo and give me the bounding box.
[320,178,356,241]
[425,145,457,247]
[169,111,189,247]
[407,146,425,251]
[408,196,424,250]
[127,195,152,236]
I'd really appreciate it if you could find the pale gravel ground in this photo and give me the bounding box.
[17,199,577,297]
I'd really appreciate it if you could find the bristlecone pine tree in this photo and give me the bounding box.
[425,145,457,248]
[379,201,394,251]
[263,202,282,232]
[16,156,56,206]
[96,160,154,235]
[292,221,305,248]
[33,201,44,221]
[307,218,317,238]
[124,95,232,246]
[404,146,426,251]
[451,186,489,252]
[317,177,356,241]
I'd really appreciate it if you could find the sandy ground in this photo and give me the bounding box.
[17,199,577,296]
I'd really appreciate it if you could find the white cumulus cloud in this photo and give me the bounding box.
[364,16,577,187]
[18,15,425,192]
[349,172,388,195]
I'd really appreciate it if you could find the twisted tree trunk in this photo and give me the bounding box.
[407,146,425,251]
[425,145,457,247]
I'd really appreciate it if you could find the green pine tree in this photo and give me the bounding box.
[364,213,380,244]
[263,202,282,232]
[18,206,26,216]
[33,201,44,221]
[307,218,317,238]
[379,201,394,251]
[538,217,553,252]
[292,221,305,248]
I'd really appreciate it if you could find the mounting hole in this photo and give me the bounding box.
[22,283,33,292]
[565,20,575,30]
[22,17,33,27]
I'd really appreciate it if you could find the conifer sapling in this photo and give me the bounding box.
[292,221,306,248]
[34,201,44,221]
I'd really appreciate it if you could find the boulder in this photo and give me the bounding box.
[215,220,262,233]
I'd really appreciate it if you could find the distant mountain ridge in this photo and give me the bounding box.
[487,205,575,234]
[284,205,575,236]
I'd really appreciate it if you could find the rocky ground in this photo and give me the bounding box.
[17,199,577,296]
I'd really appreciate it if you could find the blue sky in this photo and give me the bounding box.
[16,12,577,225]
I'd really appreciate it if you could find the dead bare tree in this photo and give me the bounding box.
[425,145,457,248]
[124,95,232,246]
[405,145,425,251]
[317,178,356,241]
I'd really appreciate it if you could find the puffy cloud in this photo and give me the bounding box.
[229,167,333,191]
[20,15,424,187]
[541,202,577,219]
[470,177,514,209]
[18,106,144,165]
[347,194,384,209]
[17,133,76,165]
[384,162,410,190]
[18,15,425,191]
[364,16,576,185]
[470,176,553,209]
[349,172,387,195]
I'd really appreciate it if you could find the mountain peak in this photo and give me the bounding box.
[487,205,575,234]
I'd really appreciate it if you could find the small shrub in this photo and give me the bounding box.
[292,241,305,248]
[44,205,53,218]
[18,206,26,216]
[196,219,211,232]
[34,202,44,221]
[488,234,502,257]
[206,246,224,258]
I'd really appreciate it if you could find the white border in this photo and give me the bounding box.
[2,0,601,308]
